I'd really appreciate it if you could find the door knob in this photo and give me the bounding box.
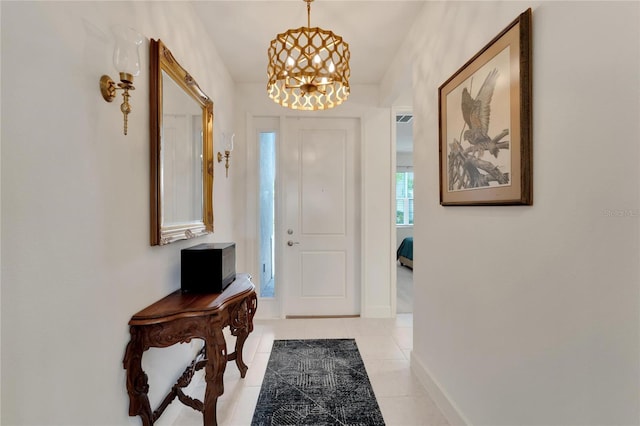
[287,240,300,246]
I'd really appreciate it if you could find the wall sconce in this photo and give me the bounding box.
[99,26,143,135]
[217,133,235,178]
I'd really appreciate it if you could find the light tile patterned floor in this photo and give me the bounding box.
[166,314,449,426]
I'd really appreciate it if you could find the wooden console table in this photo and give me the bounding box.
[123,273,257,426]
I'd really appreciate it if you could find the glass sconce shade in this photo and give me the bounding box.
[223,133,235,152]
[218,132,235,178]
[112,25,144,82]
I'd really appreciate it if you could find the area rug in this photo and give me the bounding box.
[251,339,385,426]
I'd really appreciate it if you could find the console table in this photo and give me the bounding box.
[123,273,257,426]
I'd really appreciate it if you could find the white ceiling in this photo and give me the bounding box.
[192,1,426,85]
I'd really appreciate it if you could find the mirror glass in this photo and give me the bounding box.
[150,39,214,245]
[160,70,203,226]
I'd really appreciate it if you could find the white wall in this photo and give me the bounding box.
[396,1,639,424]
[396,151,413,169]
[1,2,236,424]
[234,83,394,318]
[0,2,3,418]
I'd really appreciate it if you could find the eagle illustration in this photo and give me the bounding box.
[461,68,502,158]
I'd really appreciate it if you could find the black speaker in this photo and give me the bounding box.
[181,242,236,293]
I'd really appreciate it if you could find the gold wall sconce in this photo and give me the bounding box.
[99,26,144,135]
[217,133,235,178]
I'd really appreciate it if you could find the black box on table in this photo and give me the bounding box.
[181,242,236,293]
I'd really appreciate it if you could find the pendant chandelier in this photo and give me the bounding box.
[267,0,350,111]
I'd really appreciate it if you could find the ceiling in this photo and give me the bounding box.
[192,1,426,85]
[396,114,413,153]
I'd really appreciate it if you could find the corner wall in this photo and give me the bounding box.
[401,2,640,424]
[1,2,236,424]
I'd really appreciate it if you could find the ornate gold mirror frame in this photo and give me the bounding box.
[150,39,214,246]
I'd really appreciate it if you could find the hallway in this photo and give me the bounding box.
[166,315,449,426]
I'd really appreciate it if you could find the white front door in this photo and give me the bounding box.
[282,117,360,316]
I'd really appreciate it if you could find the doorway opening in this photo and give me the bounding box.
[395,112,414,314]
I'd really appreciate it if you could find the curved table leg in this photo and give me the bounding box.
[229,294,258,378]
[203,323,228,426]
[123,328,154,426]
[230,299,249,377]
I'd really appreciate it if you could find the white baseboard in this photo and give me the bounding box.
[410,352,471,426]
[361,305,393,318]
[253,297,281,319]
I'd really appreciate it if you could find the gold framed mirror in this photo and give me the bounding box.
[150,39,214,246]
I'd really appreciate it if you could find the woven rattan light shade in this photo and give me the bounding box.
[267,1,350,110]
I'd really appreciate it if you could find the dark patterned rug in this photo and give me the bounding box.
[251,339,385,426]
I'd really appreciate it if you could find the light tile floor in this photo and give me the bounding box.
[169,314,449,426]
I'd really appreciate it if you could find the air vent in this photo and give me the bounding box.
[396,114,413,123]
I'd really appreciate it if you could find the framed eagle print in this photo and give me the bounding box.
[439,8,532,205]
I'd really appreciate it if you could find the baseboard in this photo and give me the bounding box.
[286,315,360,319]
[410,352,471,426]
[253,297,280,319]
[361,305,393,318]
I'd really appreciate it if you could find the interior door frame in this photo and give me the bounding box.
[247,113,365,319]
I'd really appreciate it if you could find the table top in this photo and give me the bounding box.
[129,273,254,326]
